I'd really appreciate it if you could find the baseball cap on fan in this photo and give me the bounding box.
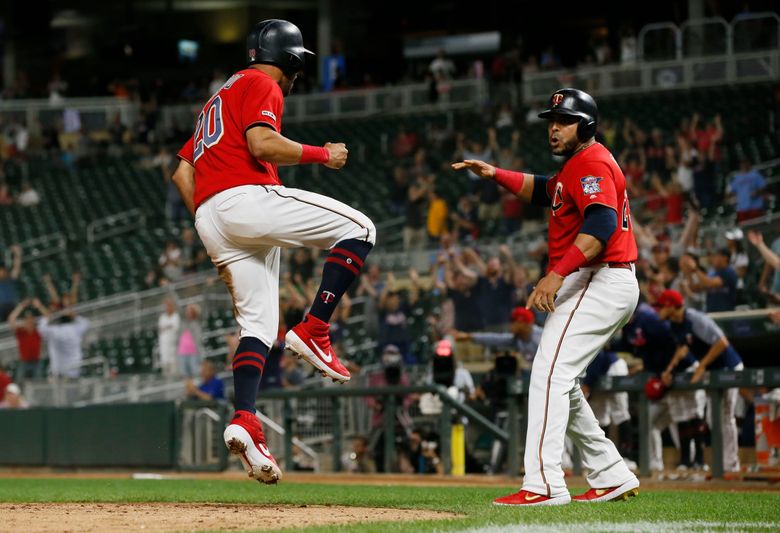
[510,307,534,324]
[655,289,684,308]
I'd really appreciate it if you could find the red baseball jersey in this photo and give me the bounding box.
[545,142,638,272]
[177,68,285,209]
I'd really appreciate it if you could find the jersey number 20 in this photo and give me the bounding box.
[193,96,224,162]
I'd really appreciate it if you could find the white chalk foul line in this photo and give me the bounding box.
[453,521,780,533]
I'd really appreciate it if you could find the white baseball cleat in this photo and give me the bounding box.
[224,410,282,485]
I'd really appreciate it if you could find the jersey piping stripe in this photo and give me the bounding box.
[177,153,194,166]
[538,271,594,497]
[262,186,371,242]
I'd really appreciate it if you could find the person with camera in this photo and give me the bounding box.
[425,339,483,474]
[427,339,476,404]
[405,428,445,475]
[474,351,520,474]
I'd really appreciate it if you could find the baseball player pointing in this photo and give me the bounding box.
[453,88,640,505]
[171,20,375,485]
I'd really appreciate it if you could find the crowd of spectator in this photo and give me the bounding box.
[3,265,90,394]
[0,52,777,477]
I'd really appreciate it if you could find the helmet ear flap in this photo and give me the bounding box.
[283,52,304,77]
[577,118,596,142]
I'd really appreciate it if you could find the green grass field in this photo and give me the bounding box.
[1,478,779,532]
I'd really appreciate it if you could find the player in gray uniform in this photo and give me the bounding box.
[456,307,542,371]
[656,289,744,472]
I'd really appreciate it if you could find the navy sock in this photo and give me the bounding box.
[309,239,373,323]
[232,336,269,413]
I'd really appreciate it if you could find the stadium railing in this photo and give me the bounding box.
[0,270,224,366]
[1,15,776,132]
[160,77,489,131]
[253,366,780,479]
[523,49,779,102]
[0,96,137,136]
[4,367,779,478]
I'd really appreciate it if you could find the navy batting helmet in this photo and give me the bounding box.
[538,88,598,142]
[246,19,314,77]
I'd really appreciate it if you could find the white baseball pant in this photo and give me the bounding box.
[648,363,706,472]
[522,265,639,497]
[649,390,699,471]
[588,357,631,427]
[706,362,743,472]
[195,185,376,347]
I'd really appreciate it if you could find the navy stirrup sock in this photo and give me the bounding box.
[309,238,373,323]
[232,336,270,413]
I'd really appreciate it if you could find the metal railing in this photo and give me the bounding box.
[256,384,508,475]
[178,401,229,471]
[639,12,780,60]
[161,78,488,129]
[0,96,137,134]
[523,49,779,102]
[4,232,66,264]
[0,15,775,136]
[176,400,321,472]
[251,367,780,479]
[23,364,780,478]
[0,271,224,365]
[85,209,147,244]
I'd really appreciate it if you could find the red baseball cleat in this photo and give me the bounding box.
[573,478,640,502]
[285,314,350,383]
[223,410,282,484]
[493,490,571,506]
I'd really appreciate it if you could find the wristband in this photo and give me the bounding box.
[493,168,525,195]
[552,246,588,277]
[300,144,329,164]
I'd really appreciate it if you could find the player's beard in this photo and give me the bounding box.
[551,136,579,158]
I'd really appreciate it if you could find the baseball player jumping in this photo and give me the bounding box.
[172,19,375,484]
[453,88,639,505]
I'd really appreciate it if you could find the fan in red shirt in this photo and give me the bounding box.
[454,88,639,506]
[8,298,42,379]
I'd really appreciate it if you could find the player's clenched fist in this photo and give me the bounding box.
[451,159,496,179]
[324,142,348,169]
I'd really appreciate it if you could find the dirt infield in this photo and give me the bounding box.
[0,503,458,533]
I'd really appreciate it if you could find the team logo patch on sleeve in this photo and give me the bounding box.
[580,176,603,195]
[261,110,277,122]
